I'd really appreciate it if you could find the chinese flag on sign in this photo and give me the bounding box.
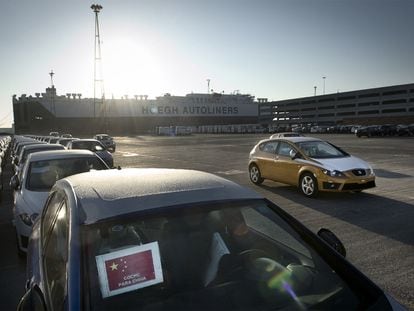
[105,250,156,291]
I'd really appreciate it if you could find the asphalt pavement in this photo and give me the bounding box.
[1,133,413,310]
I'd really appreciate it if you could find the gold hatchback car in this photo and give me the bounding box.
[248,137,376,197]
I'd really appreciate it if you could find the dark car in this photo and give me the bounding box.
[355,125,380,137]
[18,169,404,310]
[94,134,116,152]
[67,139,114,167]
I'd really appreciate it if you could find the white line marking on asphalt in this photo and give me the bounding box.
[215,170,246,175]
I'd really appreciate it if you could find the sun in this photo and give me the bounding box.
[102,37,163,98]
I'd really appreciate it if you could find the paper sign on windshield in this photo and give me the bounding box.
[96,242,163,298]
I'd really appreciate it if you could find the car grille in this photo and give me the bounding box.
[323,182,340,190]
[351,169,369,176]
[342,180,376,191]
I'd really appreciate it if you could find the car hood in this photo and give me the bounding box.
[308,155,371,171]
[20,190,49,215]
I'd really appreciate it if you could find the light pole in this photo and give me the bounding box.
[91,4,104,123]
[322,76,326,95]
[207,79,210,94]
[314,86,317,96]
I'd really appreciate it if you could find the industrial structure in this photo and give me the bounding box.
[259,83,414,127]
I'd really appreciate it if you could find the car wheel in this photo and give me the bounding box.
[249,164,263,185]
[300,173,318,197]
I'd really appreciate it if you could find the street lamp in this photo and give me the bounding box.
[314,86,317,96]
[323,76,326,95]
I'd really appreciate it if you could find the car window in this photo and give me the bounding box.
[276,141,294,157]
[41,191,65,241]
[43,200,68,310]
[259,141,278,154]
[85,201,363,310]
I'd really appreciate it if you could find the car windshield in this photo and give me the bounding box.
[295,141,348,159]
[27,157,107,191]
[83,201,375,310]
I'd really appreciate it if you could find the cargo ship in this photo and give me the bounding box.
[13,87,259,135]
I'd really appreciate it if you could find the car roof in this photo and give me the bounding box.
[262,136,322,144]
[71,139,99,142]
[27,149,97,162]
[22,143,64,151]
[57,168,263,224]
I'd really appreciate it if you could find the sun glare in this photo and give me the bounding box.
[103,37,163,98]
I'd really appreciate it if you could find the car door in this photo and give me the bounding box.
[273,141,302,185]
[256,141,279,180]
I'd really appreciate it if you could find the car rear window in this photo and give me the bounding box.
[27,157,107,191]
[83,201,378,310]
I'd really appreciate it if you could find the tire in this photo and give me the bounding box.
[299,173,318,197]
[249,164,264,185]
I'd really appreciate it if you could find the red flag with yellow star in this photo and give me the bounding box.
[96,242,163,298]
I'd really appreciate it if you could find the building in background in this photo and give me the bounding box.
[259,83,414,129]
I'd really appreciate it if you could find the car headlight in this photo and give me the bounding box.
[322,169,345,177]
[369,166,375,176]
[19,213,39,226]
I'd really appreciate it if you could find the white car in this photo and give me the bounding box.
[269,132,304,139]
[11,150,109,255]
[13,143,65,175]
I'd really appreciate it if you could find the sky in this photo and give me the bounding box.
[1,0,413,128]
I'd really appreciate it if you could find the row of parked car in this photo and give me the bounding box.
[355,124,414,137]
[273,124,414,136]
[3,133,406,310]
[0,135,12,199]
[9,134,115,256]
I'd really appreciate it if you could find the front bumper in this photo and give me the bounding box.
[317,173,376,192]
[14,216,32,252]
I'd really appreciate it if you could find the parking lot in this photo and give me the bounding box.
[1,133,413,310]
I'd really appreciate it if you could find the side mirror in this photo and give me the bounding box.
[289,149,301,160]
[17,286,46,311]
[10,174,20,190]
[317,228,346,257]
